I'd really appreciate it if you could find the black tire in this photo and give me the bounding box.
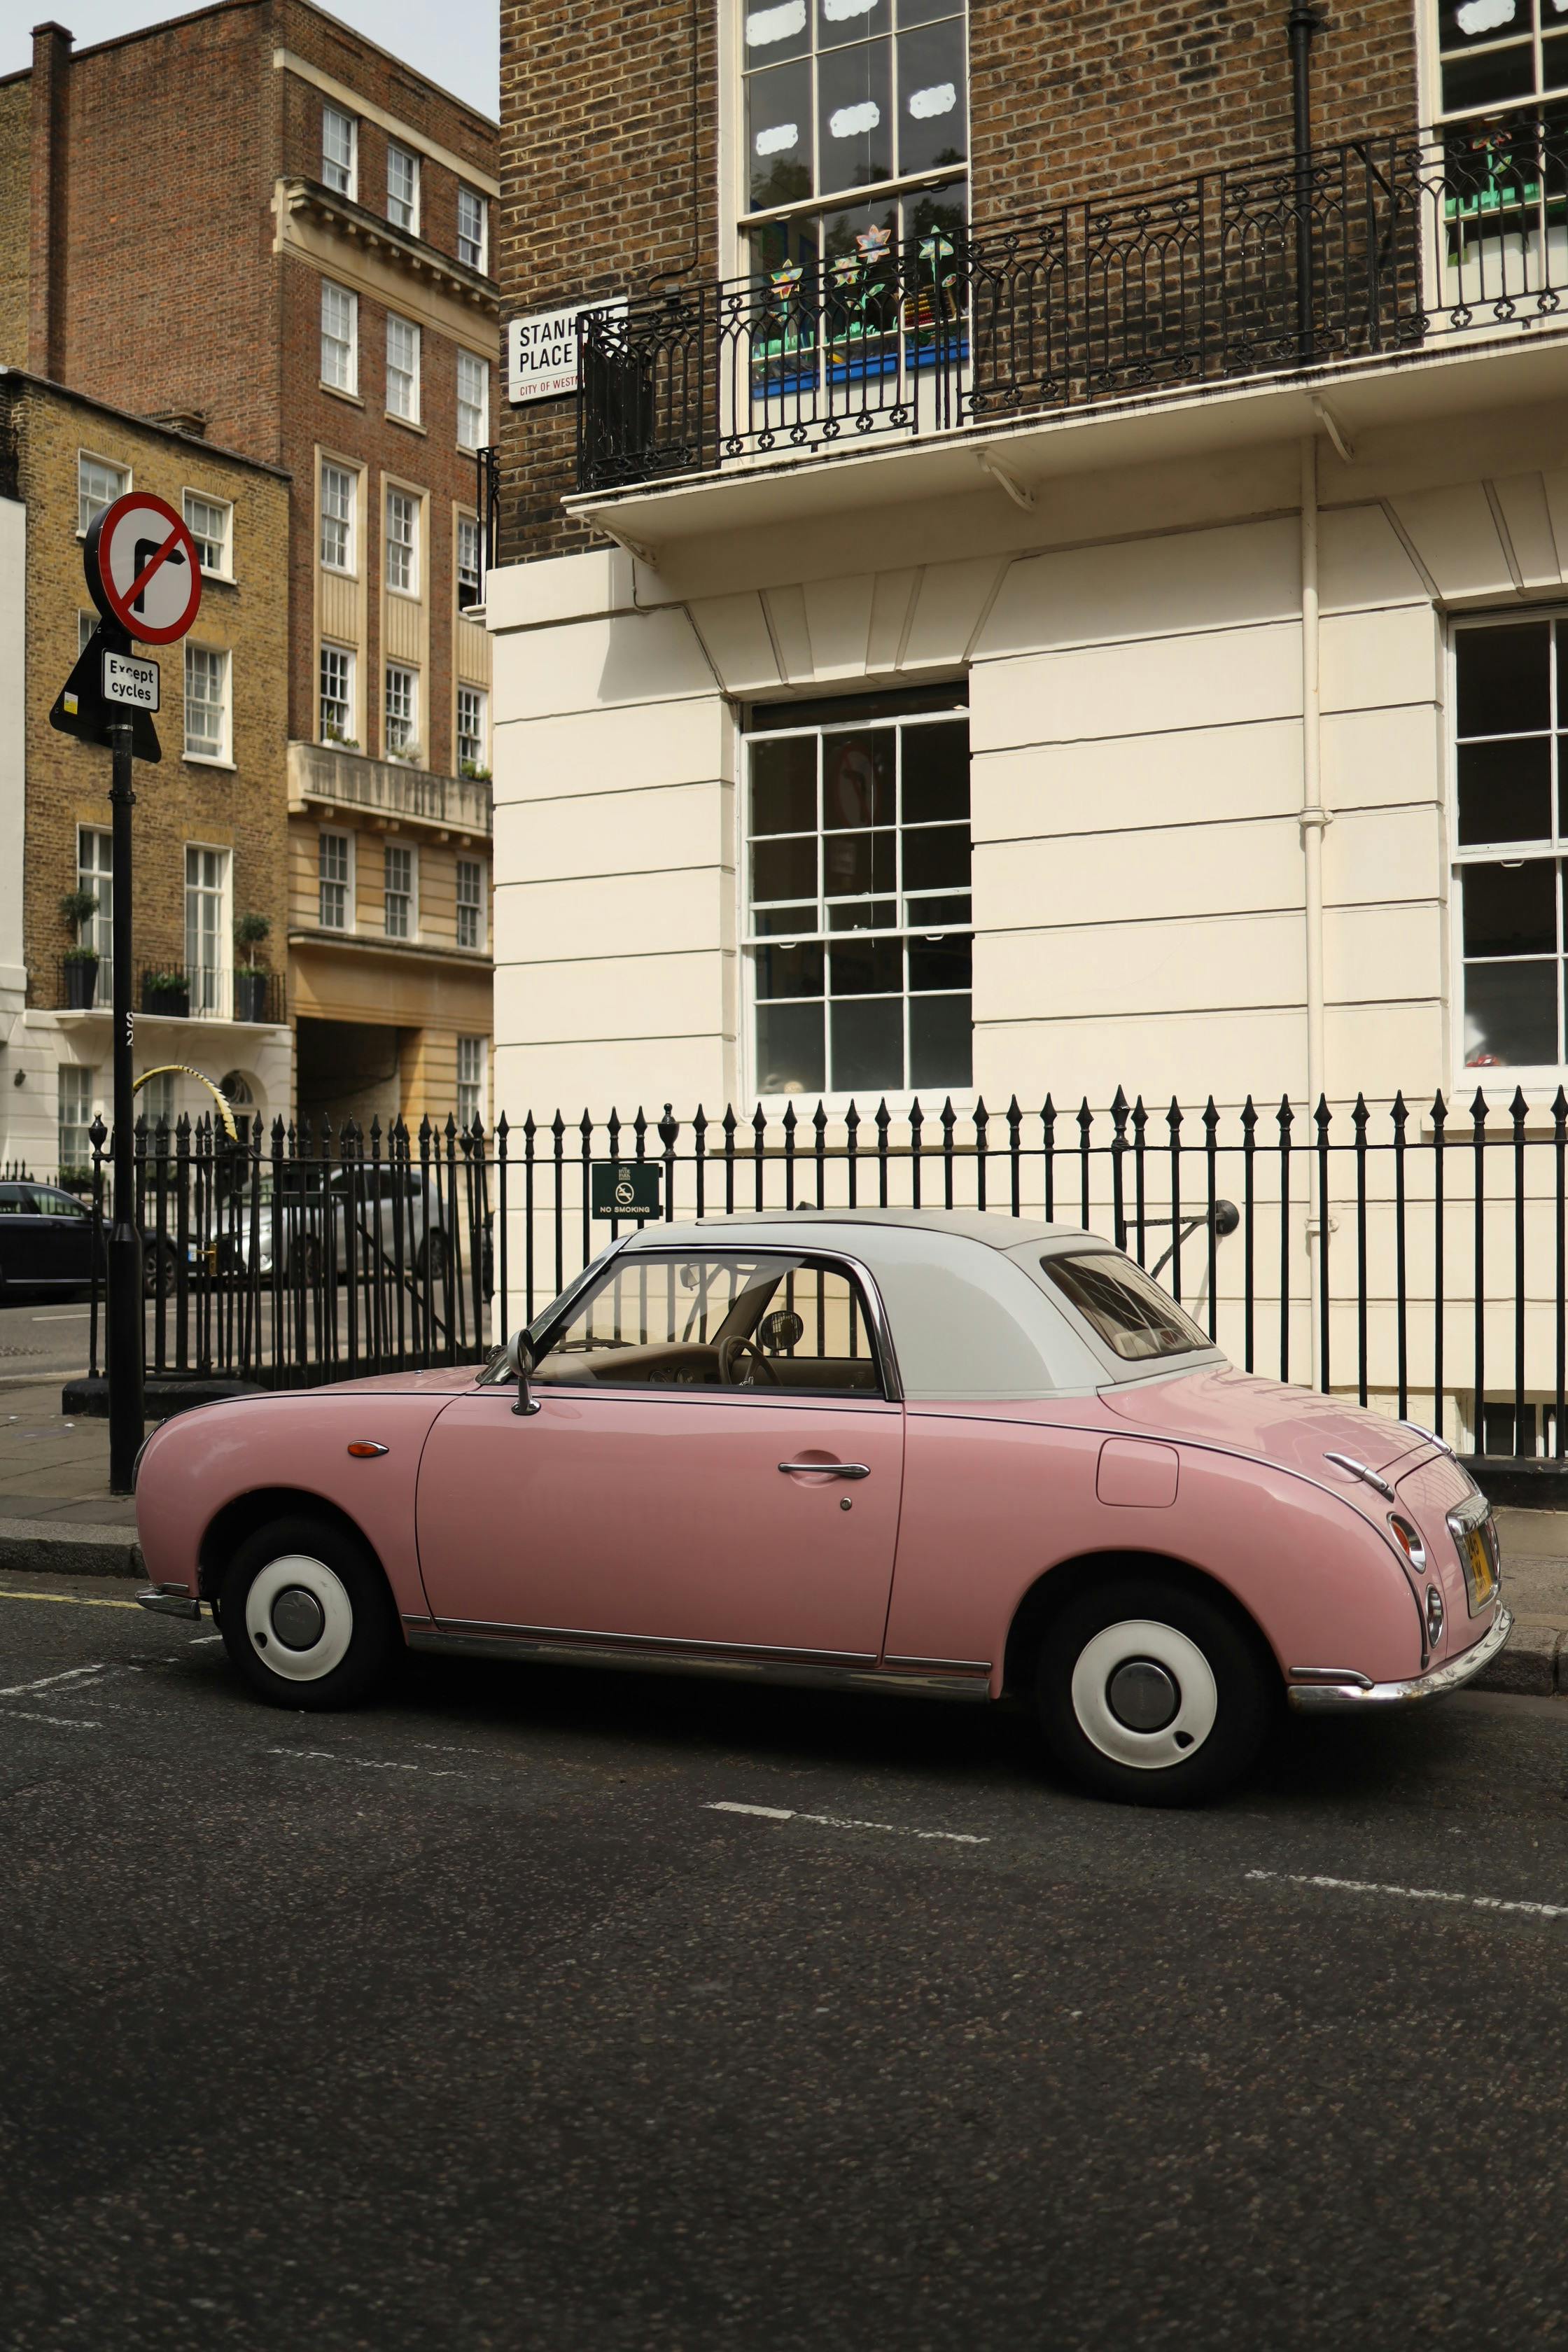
[1035,1575,1275,1808]
[218,1513,396,1712]
[143,1242,177,1298]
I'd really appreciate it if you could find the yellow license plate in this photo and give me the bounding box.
[1462,1521,1499,1613]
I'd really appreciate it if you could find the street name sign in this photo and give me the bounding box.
[590,1161,662,1219]
[84,490,202,643]
[102,649,160,710]
[507,298,627,402]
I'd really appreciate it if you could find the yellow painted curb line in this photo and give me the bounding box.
[0,1588,143,1609]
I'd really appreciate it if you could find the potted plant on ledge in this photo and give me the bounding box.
[59,890,101,1009]
[143,969,190,1018]
[234,913,271,1023]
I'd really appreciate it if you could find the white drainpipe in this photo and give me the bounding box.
[1299,433,1331,1387]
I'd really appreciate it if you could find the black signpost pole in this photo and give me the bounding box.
[106,715,144,1493]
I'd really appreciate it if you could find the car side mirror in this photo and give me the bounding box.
[512,1332,541,1417]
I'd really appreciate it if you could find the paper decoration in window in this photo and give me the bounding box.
[755,121,800,153]
[1455,0,1516,29]
[830,100,881,137]
[747,0,806,43]
[909,80,957,116]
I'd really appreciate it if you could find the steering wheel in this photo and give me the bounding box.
[716,1334,780,1389]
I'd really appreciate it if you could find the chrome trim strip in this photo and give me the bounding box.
[432,1614,879,1667]
[883,1653,993,1675]
[404,1623,990,1701]
[1323,1451,1397,1502]
[778,1458,871,1478]
[135,1588,202,1622]
[1288,1665,1376,1690]
[1287,1604,1513,1712]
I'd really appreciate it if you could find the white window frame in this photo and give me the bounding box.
[382,840,418,939]
[77,827,113,1009]
[182,489,233,582]
[456,1035,487,1128]
[319,640,357,747]
[456,856,486,952]
[183,643,232,765]
[319,459,358,575]
[386,141,421,233]
[184,844,232,1016]
[385,486,420,596]
[318,828,354,932]
[77,452,128,540]
[78,610,96,655]
[456,684,489,775]
[456,510,481,610]
[386,314,421,423]
[456,349,489,451]
[322,104,358,197]
[320,281,358,394]
[57,1065,94,1176]
[384,662,420,762]
[457,185,488,272]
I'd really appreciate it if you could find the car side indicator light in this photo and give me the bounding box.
[346,1441,390,1458]
[1387,1513,1427,1572]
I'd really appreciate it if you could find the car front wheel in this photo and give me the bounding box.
[1036,1576,1275,1807]
[218,1514,395,1712]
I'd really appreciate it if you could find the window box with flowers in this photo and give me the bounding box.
[60,890,101,1009]
[143,969,190,1018]
[234,913,272,1023]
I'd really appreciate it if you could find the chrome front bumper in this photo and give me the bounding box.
[135,1584,202,1623]
[1287,1604,1513,1712]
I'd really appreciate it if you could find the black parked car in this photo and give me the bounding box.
[0,1182,176,1297]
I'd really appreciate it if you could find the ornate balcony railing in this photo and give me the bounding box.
[578,115,1568,491]
[288,743,493,838]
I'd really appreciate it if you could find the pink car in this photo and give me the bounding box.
[134,1210,1512,1805]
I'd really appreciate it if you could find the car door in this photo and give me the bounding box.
[0,1184,42,1286]
[414,1246,904,1667]
[27,1187,97,1287]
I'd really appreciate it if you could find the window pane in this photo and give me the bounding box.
[1457,736,1552,844]
[827,895,897,930]
[909,990,971,1086]
[901,719,969,821]
[1463,858,1556,954]
[753,834,818,901]
[904,889,969,926]
[818,0,890,48]
[907,932,971,990]
[823,828,895,895]
[829,937,901,993]
[898,0,961,27]
[1041,1250,1210,1359]
[754,900,818,937]
[1438,0,1531,47]
[1464,960,1558,1063]
[1442,44,1535,109]
[896,17,965,172]
[746,0,811,64]
[823,729,894,825]
[1545,28,1568,85]
[830,994,902,1088]
[1458,623,1550,736]
[751,735,817,833]
[902,821,969,890]
[757,999,825,1091]
[748,57,813,207]
[755,941,825,997]
[818,36,893,191]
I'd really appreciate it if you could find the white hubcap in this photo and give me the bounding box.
[244,1554,354,1684]
[1070,1618,1218,1770]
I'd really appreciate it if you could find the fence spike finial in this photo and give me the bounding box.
[1511,1084,1530,1124]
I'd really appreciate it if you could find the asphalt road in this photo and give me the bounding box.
[4,1576,1568,2351]
[0,1298,101,1380]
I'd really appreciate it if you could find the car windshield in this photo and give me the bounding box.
[1040,1250,1211,1362]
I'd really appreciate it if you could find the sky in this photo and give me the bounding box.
[0,0,500,117]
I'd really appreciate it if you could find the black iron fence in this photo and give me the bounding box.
[580,113,1568,490]
[79,1087,1568,1462]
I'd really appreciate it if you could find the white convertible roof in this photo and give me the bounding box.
[617,1208,1144,1399]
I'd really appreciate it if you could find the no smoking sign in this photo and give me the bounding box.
[85,490,203,644]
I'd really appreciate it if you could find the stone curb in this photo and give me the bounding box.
[0,1522,141,1581]
[1473,1619,1562,1698]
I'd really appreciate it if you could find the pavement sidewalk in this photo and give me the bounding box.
[0,1380,1564,1695]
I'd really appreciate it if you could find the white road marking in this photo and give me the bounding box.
[1246,1868,1568,1921]
[189,1634,223,1645]
[706,1800,987,1846]
[29,1310,92,1322]
[0,1709,102,1730]
[0,1663,106,1698]
[267,1747,467,1779]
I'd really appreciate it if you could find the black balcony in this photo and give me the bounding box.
[578,115,1568,491]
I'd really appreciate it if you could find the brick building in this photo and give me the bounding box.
[0,2,500,1134]
[0,373,292,1174]
[487,0,1568,1446]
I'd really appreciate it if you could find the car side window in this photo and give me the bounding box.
[533,1251,887,1396]
[29,1190,90,1219]
[0,1186,29,1214]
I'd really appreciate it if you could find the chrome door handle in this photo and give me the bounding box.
[777,1460,872,1478]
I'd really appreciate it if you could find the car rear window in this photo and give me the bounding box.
[1040,1251,1212,1362]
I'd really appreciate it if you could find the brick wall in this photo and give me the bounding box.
[496,0,1420,561]
[0,80,29,367]
[495,0,719,564]
[1,378,290,1019]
